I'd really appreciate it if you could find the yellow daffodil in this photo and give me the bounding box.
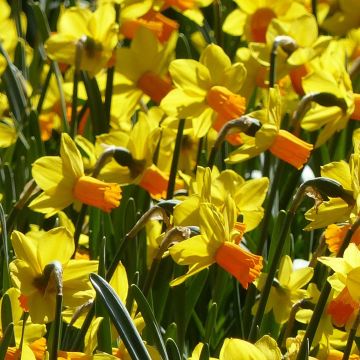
[226,86,313,169]
[218,336,281,360]
[304,128,360,230]
[249,12,331,94]
[222,0,307,42]
[254,255,313,324]
[169,196,263,288]
[161,43,247,138]
[9,227,99,323]
[98,111,180,199]
[29,133,121,216]
[45,4,118,76]
[174,166,269,232]
[318,243,360,325]
[324,223,360,254]
[300,41,360,147]
[115,26,177,114]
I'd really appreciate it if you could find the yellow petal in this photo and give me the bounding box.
[219,338,267,360]
[60,133,84,179]
[35,227,74,269]
[109,262,129,304]
[11,231,42,274]
[347,267,360,302]
[288,267,314,290]
[321,161,352,191]
[169,59,210,95]
[169,235,214,265]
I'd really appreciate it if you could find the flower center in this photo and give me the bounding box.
[207,86,247,124]
[289,64,310,96]
[215,242,263,289]
[269,129,313,169]
[137,71,173,104]
[73,175,121,212]
[351,93,360,120]
[249,8,276,43]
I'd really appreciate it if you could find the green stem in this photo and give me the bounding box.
[249,179,310,341]
[167,119,185,200]
[213,0,223,47]
[70,42,82,137]
[312,0,318,23]
[342,310,360,360]
[296,217,360,359]
[37,65,53,114]
[256,161,283,255]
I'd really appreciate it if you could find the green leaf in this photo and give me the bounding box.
[1,294,14,347]
[199,343,210,360]
[0,323,14,360]
[29,2,51,42]
[130,284,169,360]
[267,210,287,271]
[184,269,208,328]
[204,302,217,345]
[81,71,106,135]
[165,338,181,360]
[89,273,151,360]
[0,204,11,291]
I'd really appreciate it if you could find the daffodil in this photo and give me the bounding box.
[29,133,121,216]
[45,4,118,76]
[304,128,360,230]
[174,166,269,232]
[249,12,331,94]
[318,243,360,326]
[169,196,263,287]
[114,26,177,115]
[9,227,99,323]
[222,0,307,42]
[218,336,281,360]
[254,255,313,324]
[98,110,181,199]
[161,43,247,138]
[226,86,313,169]
[300,41,360,147]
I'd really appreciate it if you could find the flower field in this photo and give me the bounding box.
[0,0,360,359]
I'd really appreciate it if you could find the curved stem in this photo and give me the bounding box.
[167,119,185,200]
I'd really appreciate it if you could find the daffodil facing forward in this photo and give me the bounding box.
[161,43,247,138]
[226,86,313,169]
[169,197,263,288]
[45,4,118,76]
[9,227,99,323]
[29,133,121,216]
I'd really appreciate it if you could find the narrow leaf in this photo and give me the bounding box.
[89,273,151,360]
